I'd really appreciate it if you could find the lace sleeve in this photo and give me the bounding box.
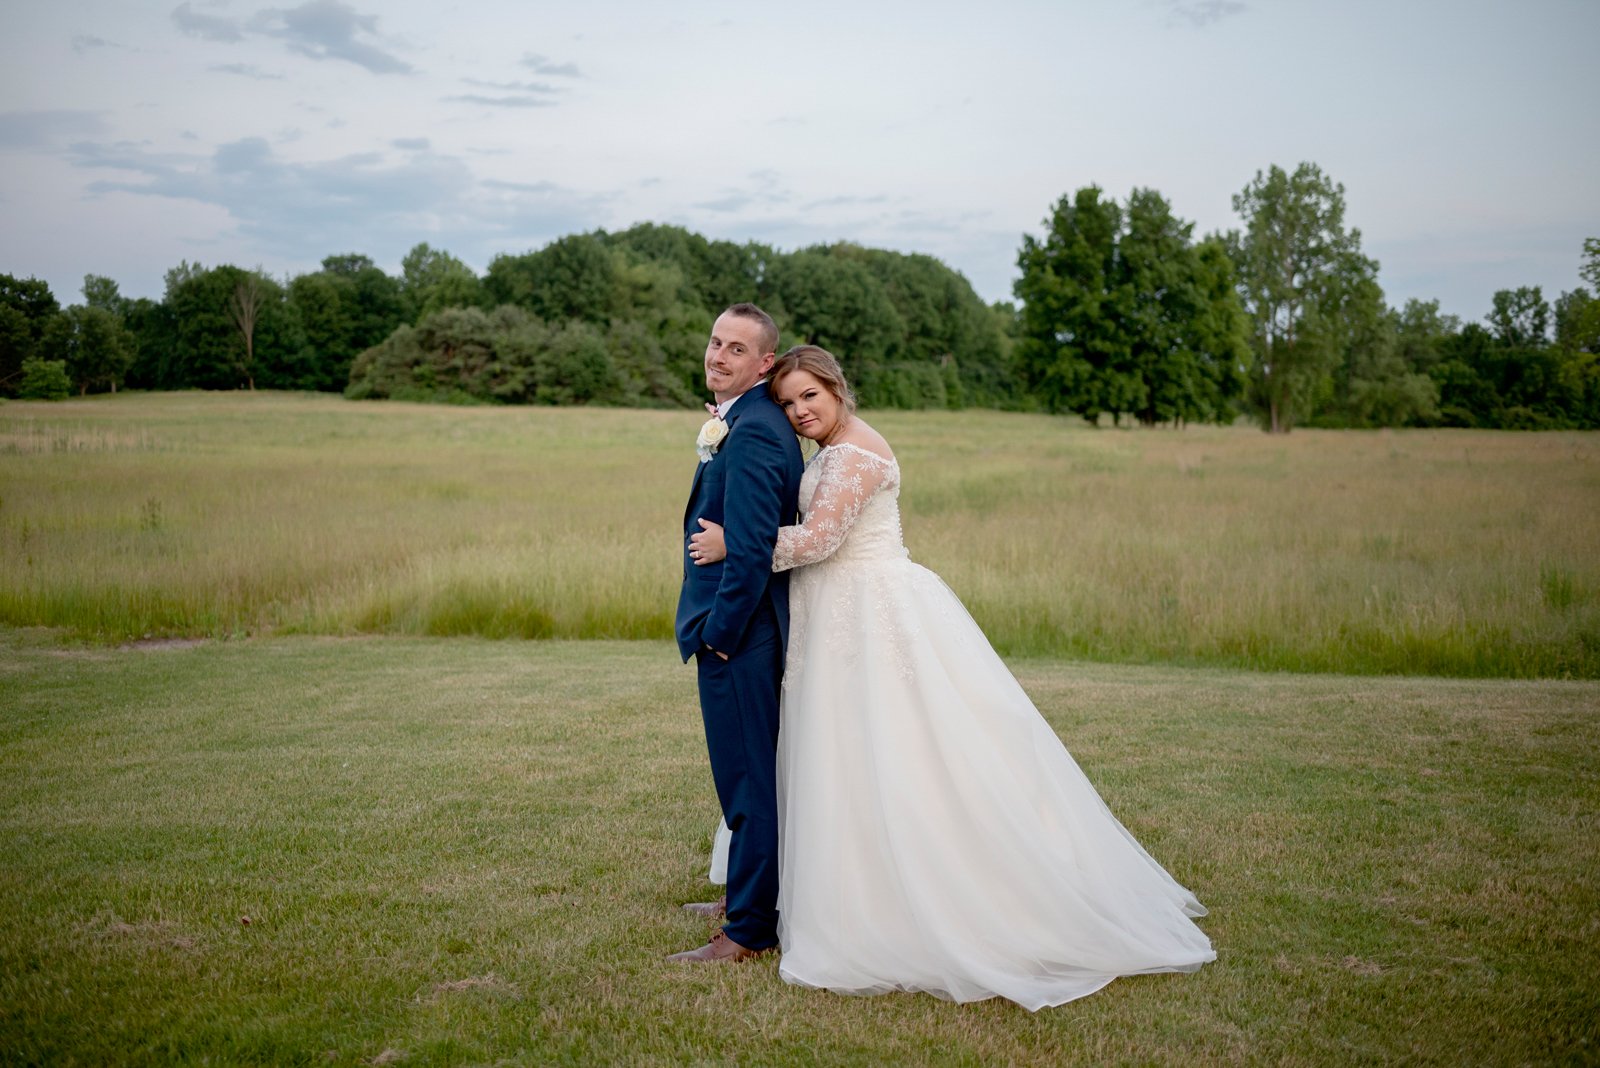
[772,446,893,572]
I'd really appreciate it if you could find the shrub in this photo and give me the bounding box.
[18,357,71,400]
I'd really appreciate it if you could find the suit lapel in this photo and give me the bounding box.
[684,383,769,525]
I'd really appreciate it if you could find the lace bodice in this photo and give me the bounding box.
[772,443,905,571]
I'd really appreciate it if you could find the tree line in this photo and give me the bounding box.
[3,162,1596,431]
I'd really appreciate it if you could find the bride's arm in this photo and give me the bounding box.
[771,448,891,572]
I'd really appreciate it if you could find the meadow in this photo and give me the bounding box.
[2,393,1598,1063]
[2,391,1597,677]
[1,632,1596,1065]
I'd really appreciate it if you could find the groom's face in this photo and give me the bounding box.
[705,312,775,403]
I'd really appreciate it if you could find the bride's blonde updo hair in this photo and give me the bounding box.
[770,345,857,413]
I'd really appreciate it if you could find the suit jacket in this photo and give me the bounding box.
[674,382,805,662]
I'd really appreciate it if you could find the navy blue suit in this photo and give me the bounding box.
[675,382,803,949]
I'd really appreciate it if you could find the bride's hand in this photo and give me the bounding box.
[689,518,726,565]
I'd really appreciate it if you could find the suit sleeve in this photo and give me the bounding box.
[698,414,790,655]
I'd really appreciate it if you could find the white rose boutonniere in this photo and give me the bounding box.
[696,415,728,463]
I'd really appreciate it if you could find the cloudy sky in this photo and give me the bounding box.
[2,0,1595,323]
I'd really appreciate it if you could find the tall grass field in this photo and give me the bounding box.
[3,391,1596,676]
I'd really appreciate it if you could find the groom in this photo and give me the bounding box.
[669,303,803,963]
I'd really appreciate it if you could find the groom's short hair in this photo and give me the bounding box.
[722,302,779,358]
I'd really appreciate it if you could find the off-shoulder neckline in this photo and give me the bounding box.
[818,441,898,467]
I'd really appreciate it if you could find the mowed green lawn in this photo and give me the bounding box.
[1,634,1596,1064]
[3,391,1598,676]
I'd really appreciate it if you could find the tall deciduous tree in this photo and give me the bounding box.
[229,273,266,390]
[1014,186,1131,422]
[1228,163,1374,432]
[764,249,905,402]
[162,263,306,390]
[1186,237,1253,423]
[289,253,404,389]
[82,274,126,315]
[399,243,484,320]
[808,243,1011,409]
[603,223,767,312]
[1554,287,1599,355]
[0,274,60,396]
[1015,187,1247,424]
[44,305,137,395]
[1488,286,1550,347]
[42,275,137,394]
[1393,298,1459,374]
[486,234,618,323]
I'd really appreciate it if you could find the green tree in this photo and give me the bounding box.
[764,249,905,403]
[82,274,127,315]
[486,233,617,323]
[161,263,309,390]
[1487,286,1549,348]
[1015,187,1246,425]
[58,275,138,394]
[535,320,624,405]
[1307,254,1438,427]
[18,357,72,400]
[1186,237,1252,423]
[288,254,404,390]
[602,316,700,408]
[1393,298,1459,374]
[349,305,515,403]
[1581,238,1600,290]
[399,243,485,320]
[1552,247,1600,427]
[1228,163,1373,432]
[1431,295,1577,429]
[1014,186,1132,422]
[1554,287,1599,357]
[0,275,60,396]
[825,244,1011,409]
[346,304,625,406]
[604,223,770,312]
[121,297,176,390]
[44,304,137,395]
[1431,324,1498,427]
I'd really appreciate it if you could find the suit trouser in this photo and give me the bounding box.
[694,612,783,950]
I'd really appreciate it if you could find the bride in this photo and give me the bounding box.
[688,345,1214,1010]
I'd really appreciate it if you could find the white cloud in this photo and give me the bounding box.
[171,2,245,43]
[0,111,111,150]
[71,34,122,53]
[1163,0,1248,27]
[519,52,580,78]
[442,94,558,109]
[62,134,612,275]
[210,62,286,80]
[172,0,411,74]
[251,0,413,75]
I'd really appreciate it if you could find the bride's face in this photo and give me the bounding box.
[776,369,842,441]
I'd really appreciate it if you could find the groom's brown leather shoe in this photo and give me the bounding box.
[666,929,769,964]
[681,895,727,919]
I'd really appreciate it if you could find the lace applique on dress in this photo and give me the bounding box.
[777,443,907,688]
[772,444,900,572]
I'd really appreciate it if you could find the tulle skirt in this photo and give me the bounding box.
[774,554,1214,1010]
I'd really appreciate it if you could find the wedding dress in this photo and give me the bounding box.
[770,443,1214,1010]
